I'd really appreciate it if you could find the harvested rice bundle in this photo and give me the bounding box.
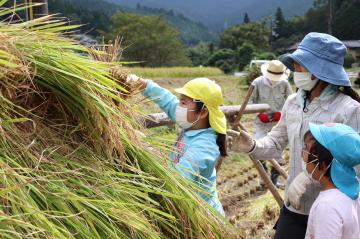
[0,2,242,239]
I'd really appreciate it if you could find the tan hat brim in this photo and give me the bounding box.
[261,63,289,82]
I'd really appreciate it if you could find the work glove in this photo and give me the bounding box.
[285,172,313,210]
[227,129,255,153]
[271,111,281,122]
[257,113,270,123]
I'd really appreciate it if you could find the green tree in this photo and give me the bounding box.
[273,7,287,39]
[108,12,190,66]
[243,12,250,24]
[206,48,236,73]
[189,42,213,66]
[219,22,270,51]
[236,42,255,71]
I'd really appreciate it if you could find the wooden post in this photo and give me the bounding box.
[233,85,255,130]
[25,0,48,21]
[270,159,288,180]
[142,103,271,128]
[231,86,284,207]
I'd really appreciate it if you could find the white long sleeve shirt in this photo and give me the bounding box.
[250,86,360,215]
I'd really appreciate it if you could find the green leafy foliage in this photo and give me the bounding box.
[107,12,190,67]
[219,22,270,51]
[344,53,356,68]
[205,48,236,73]
[189,42,214,66]
[236,42,255,71]
[244,64,261,85]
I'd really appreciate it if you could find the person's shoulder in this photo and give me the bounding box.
[186,129,217,148]
[339,92,360,106]
[284,92,297,104]
[252,76,265,85]
[315,189,353,211]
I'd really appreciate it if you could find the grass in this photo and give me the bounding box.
[124,66,224,78]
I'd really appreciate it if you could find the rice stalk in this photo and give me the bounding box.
[0,1,243,238]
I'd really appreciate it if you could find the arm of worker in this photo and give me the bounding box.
[228,110,288,158]
[343,102,360,175]
[250,100,289,159]
[142,79,179,121]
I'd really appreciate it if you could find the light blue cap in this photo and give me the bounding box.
[309,122,360,199]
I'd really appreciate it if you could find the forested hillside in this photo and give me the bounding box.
[48,0,215,44]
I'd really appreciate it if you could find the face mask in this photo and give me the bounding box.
[302,152,332,181]
[293,72,318,91]
[302,159,316,180]
[175,105,202,129]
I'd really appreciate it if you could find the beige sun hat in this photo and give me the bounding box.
[261,60,290,82]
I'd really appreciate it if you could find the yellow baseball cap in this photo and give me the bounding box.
[175,78,227,134]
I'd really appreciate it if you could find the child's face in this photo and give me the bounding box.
[179,94,207,123]
[302,134,323,181]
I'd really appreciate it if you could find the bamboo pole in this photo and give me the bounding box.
[142,103,271,128]
[270,159,288,179]
[231,86,284,207]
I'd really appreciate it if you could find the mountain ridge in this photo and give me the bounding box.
[108,0,314,31]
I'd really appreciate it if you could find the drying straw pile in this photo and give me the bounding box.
[0,2,242,238]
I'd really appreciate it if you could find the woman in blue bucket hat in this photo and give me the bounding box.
[303,123,360,239]
[230,32,360,238]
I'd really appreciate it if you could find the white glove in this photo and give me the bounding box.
[227,129,255,153]
[285,172,313,210]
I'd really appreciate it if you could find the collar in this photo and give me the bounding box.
[262,76,272,86]
[296,85,338,111]
[183,127,216,137]
[262,76,282,87]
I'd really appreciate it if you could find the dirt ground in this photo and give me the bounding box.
[217,152,285,238]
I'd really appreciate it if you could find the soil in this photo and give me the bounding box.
[218,153,286,239]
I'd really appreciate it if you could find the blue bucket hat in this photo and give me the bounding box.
[280,32,350,86]
[309,122,360,200]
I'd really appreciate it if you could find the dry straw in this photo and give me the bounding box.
[0,1,242,238]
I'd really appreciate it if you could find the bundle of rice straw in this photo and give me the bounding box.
[0,2,242,238]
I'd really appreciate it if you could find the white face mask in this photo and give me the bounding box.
[302,154,332,181]
[175,105,202,129]
[293,72,318,91]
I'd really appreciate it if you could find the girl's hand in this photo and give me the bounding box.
[126,74,147,93]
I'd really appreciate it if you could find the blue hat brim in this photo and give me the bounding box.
[290,48,350,86]
[278,53,295,72]
[331,159,359,200]
[309,123,359,200]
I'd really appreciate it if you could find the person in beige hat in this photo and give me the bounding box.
[249,60,293,187]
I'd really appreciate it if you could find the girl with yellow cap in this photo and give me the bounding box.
[128,75,227,215]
